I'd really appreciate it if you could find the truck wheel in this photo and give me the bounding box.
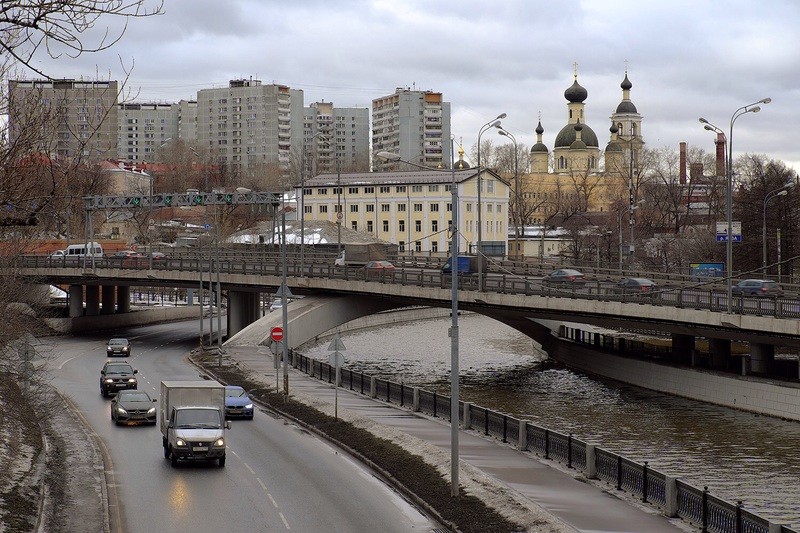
[218,455,226,467]
[170,448,178,467]
[163,443,169,459]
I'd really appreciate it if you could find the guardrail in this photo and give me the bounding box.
[288,348,797,533]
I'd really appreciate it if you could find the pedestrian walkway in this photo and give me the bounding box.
[221,345,691,533]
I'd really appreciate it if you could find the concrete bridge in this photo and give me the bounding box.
[18,254,800,379]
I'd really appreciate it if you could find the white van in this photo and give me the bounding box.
[63,242,104,261]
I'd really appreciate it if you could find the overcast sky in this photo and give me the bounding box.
[28,0,800,170]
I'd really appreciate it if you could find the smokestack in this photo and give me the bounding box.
[715,133,726,177]
[679,142,687,184]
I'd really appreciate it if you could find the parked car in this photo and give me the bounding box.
[542,268,586,287]
[224,385,254,420]
[107,338,131,357]
[612,277,658,296]
[364,260,396,279]
[100,361,138,397]
[111,390,157,425]
[731,279,783,297]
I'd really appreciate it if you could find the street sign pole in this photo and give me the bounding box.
[327,333,347,419]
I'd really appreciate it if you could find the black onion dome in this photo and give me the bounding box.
[531,142,548,153]
[555,122,598,148]
[564,79,588,103]
[535,121,544,134]
[621,73,632,90]
[454,158,471,170]
[616,100,638,113]
[610,122,619,134]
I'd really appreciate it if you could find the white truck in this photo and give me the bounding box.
[160,380,230,467]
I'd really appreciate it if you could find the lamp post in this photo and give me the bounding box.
[762,186,788,276]
[618,202,642,271]
[336,158,342,255]
[377,142,461,496]
[300,132,327,276]
[498,128,520,260]
[476,113,506,291]
[700,97,770,312]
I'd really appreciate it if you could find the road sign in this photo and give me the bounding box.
[716,221,742,242]
[270,326,284,342]
[328,351,345,367]
[204,223,211,230]
[336,211,343,221]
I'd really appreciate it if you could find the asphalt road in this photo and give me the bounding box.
[47,321,439,532]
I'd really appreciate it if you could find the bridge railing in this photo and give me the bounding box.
[288,348,797,532]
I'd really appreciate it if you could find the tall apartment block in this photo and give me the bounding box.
[117,101,197,162]
[372,88,451,171]
[303,101,370,175]
[196,79,304,172]
[8,79,119,161]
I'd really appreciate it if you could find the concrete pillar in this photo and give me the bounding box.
[750,343,775,375]
[68,285,84,317]
[116,286,130,313]
[462,402,471,429]
[85,286,100,316]
[671,334,695,365]
[413,387,420,412]
[187,288,195,305]
[518,420,527,451]
[708,338,731,368]
[585,444,597,479]
[664,476,678,517]
[370,376,377,398]
[227,291,260,339]
[100,285,115,315]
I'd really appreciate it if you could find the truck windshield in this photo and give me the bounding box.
[174,409,221,428]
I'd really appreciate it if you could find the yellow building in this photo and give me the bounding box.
[301,164,510,256]
[521,70,644,227]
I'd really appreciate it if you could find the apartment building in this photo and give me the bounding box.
[8,79,119,161]
[303,101,369,174]
[372,88,452,172]
[117,100,198,162]
[300,168,509,255]
[196,79,304,172]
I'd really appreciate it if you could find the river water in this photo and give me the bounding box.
[299,313,800,528]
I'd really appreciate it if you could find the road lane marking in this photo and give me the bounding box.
[279,512,290,529]
[267,493,278,508]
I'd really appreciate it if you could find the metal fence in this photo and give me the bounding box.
[289,349,797,533]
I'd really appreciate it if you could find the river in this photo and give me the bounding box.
[298,312,800,528]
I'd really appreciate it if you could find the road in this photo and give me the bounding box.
[47,321,439,532]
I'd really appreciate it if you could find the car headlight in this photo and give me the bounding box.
[123,347,129,351]
[214,438,225,447]
[127,378,137,383]
[105,378,114,383]
[107,346,112,350]
[147,407,156,415]
[176,439,187,447]
[244,403,253,409]
[116,407,128,415]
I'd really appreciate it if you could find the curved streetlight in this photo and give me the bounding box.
[300,132,328,277]
[763,186,789,276]
[498,128,521,259]
[700,97,770,312]
[617,200,644,271]
[476,113,506,290]
[377,143,461,497]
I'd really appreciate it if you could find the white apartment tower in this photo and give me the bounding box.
[8,79,119,161]
[197,79,304,172]
[303,101,369,174]
[117,100,197,161]
[372,88,451,171]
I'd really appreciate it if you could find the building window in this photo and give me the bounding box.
[351,221,357,231]
[396,186,406,193]
[432,220,438,232]
[349,187,358,194]
[415,220,421,232]
[364,186,374,194]
[415,241,421,252]
[382,220,389,232]
[430,203,439,212]
[399,241,405,251]
[350,205,358,213]
[413,203,422,212]
[398,203,406,212]
[380,186,391,193]
[317,188,328,195]
[367,221,373,233]
[412,185,423,193]
[487,181,494,193]
[466,203,472,212]
[428,185,439,192]
[381,204,390,212]
[446,202,452,212]
[319,205,328,213]
[431,241,438,253]
[366,204,375,213]
[399,220,405,232]
[487,204,493,213]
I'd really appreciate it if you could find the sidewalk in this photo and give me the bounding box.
[221,345,691,533]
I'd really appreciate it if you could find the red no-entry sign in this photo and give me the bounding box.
[270,326,284,342]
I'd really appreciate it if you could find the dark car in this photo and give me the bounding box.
[542,268,586,287]
[107,338,131,357]
[364,260,396,279]
[224,385,254,420]
[612,277,658,296]
[731,279,783,297]
[111,390,157,425]
[100,361,138,397]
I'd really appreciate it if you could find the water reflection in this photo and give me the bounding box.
[300,314,800,527]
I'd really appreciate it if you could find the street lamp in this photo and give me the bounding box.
[618,201,643,271]
[763,186,788,276]
[700,96,770,312]
[497,128,521,259]
[300,132,327,276]
[476,113,506,291]
[377,141,461,496]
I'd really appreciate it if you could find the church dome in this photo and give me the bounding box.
[531,142,548,153]
[616,101,638,113]
[621,73,632,90]
[564,79,588,103]
[605,141,623,152]
[555,122,598,148]
[454,158,471,170]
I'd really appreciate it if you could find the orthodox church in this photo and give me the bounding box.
[523,68,645,224]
